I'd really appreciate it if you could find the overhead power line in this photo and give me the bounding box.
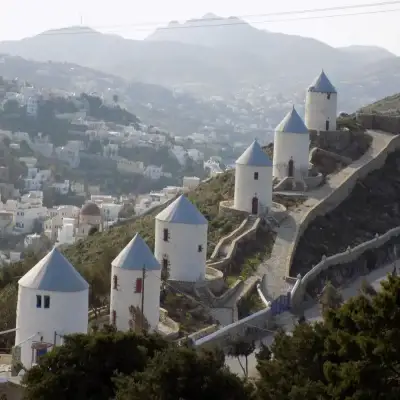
[37,0,400,36]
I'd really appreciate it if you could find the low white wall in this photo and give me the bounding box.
[291,225,400,307]
[194,306,273,350]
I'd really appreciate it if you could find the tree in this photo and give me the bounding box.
[360,278,377,298]
[226,337,256,377]
[114,346,254,400]
[88,226,98,236]
[23,331,170,400]
[255,275,400,399]
[318,281,343,315]
[2,99,20,114]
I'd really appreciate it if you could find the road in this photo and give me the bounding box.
[226,262,396,377]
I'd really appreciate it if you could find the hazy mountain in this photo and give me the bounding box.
[338,45,396,64]
[0,17,400,111]
[0,18,390,96]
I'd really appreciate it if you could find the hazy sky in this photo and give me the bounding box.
[2,0,400,54]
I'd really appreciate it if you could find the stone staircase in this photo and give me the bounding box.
[217,215,258,258]
[195,284,215,307]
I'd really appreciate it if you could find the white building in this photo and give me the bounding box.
[26,96,39,117]
[155,195,208,282]
[183,176,200,190]
[110,233,161,332]
[305,70,337,132]
[234,140,273,215]
[273,107,310,180]
[15,248,89,369]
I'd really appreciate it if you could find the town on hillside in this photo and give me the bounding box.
[1,8,400,399]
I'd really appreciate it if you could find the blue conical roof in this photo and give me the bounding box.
[156,195,208,225]
[308,70,337,93]
[112,233,160,271]
[18,248,88,292]
[275,107,309,134]
[236,140,272,167]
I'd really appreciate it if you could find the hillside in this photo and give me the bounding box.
[1,22,400,110]
[0,54,218,135]
[358,92,400,115]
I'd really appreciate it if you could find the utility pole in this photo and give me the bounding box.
[141,265,146,332]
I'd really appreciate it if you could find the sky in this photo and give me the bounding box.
[2,0,400,54]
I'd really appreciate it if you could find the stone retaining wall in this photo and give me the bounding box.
[291,225,400,308]
[194,306,273,350]
[289,133,400,309]
[207,218,261,272]
[219,200,249,219]
[357,113,400,134]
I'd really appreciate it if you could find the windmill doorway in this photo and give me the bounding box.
[251,197,259,215]
[288,158,294,177]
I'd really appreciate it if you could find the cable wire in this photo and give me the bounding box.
[34,1,400,36]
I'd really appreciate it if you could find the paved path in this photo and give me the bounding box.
[258,130,395,300]
[226,261,397,377]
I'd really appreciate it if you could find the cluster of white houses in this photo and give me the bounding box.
[13,70,337,369]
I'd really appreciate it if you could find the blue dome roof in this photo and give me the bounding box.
[236,140,272,167]
[275,107,309,134]
[18,248,88,293]
[112,233,160,270]
[308,70,337,93]
[156,195,208,225]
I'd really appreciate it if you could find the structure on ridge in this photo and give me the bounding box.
[15,247,89,369]
[155,195,208,282]
[234,139,273,215]
[305,70,338,132]
[110,233,161,332]
[273,106,310,180]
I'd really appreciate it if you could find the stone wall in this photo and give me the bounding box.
[209,217,249,260]
[219,200,249,219]
[194,306,273,350]
[309,129,354,152]
[356,113,400,134]
[291,225,400,308]
[207,218,261,272]
[287,133,400,308]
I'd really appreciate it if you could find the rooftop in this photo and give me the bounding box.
[275,107,309,134]
[112,233,160,270]
[308,70,337,94]
[236,140,272,167]
[18,248,89,293]
[156,195,208,225]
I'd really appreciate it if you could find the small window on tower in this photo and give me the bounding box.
[198,245,203,252]
[113,274,118,290]
[36,295,42,308]
[254,172,259,180]
[135,278,143,293]
[44,295,50,309]
[163,228,169,242]
[112,310,117,326]
[327,93,331,100]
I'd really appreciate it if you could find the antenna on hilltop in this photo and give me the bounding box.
[80,15,84,25]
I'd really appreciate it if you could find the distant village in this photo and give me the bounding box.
[0,79,230,261]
